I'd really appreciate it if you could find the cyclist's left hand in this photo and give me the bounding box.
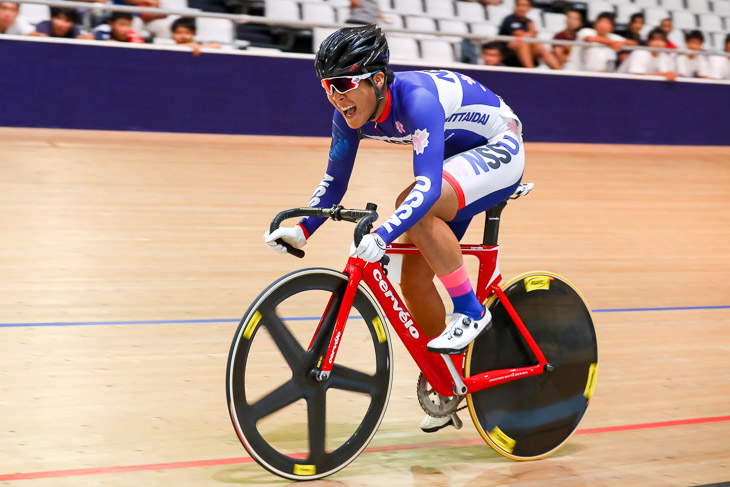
[350,233,386,263]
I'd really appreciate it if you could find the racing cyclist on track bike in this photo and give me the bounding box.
[264,25,525,433]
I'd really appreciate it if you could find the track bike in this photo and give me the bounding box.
[226,183,598,481]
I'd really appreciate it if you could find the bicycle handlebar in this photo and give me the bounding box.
[269,203,379,258]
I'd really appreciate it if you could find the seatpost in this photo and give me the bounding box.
[482,201,507,246]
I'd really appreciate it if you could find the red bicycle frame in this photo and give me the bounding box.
[311,243,549,398]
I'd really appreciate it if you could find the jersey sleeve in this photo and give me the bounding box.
[374,87,446,244]
[298,110,360,238]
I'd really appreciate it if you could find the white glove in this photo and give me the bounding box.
[264,225,307,255]
[350,233,387,263]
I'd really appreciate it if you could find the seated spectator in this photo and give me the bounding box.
[0,1,33,35]
[498,0,561,69]
[552,9,582,67]
[134,0,171,38]
[659,18,683,49]
[171,17,221,56]
[481,41,505,66]
[94,12,145,43]
[618,28,676,81]
[573,12,635,72]
[707,33,730,79]
[615,12,645,65]
[346,0,380,25]
[31,7,92,39]
[676,30,711,78]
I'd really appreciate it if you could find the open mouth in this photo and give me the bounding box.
[341,105,357,119]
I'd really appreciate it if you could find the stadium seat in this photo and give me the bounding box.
[714,1,730,15]
[326,0,350,7]
[672,10,698,28]
[587,2,615,22]
[160,0,190,10]
[662,0,685,10]
[543,12,567,34]
[615,4,642,23]
[438,18,469,34]
[425,0,456,18]
[710,31,726,48]
[387,34,420,60]
[196,18,234,43]
[265,0,299,21]
[470,22,498,38]
[698,12,724,29]
[527,8,544,29]
[394,0,425,15]
[455,1,486,22]
[301,3,336,23]
[378,0,394,11]
[634,0,659,8]
[420,38,455,62]
[335,6,350,22]
[687,0,711,12]
[486,5,512,25]
[18,4,49,25]
[380,12,405,28]
[313,27,337,51]
[405,15,438,31]
[644,7,670,25]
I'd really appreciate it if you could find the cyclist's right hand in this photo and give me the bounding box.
[264,225,307,254]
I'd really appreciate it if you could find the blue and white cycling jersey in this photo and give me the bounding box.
[300,69,522,245]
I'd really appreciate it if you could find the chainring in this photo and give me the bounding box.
[416,373,463,418]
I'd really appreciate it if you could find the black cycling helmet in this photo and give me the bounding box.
[315,24,389,79]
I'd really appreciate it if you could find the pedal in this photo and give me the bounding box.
[510,182,535,199]
[450,412,463,430]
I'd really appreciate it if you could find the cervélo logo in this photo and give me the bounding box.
[372,268,420,339]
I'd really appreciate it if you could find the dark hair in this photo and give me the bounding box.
[482,41,503,53]
[595,12,615,24]
[171,16,196,34]
[684,29,704,43]
[648,27,667,41]
[50,7,78,23]
[109,11,133,23]
[726,32,730,46]
[629,12,644,23]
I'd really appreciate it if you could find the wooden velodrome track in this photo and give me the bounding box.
[0,127,728,486]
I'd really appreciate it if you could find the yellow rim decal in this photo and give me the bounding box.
[243,311,262,340]
[524,275,551,292]
[489,426,516,454]
[293,464,316,476]
[584,362,598,399]
[372,316,387,343]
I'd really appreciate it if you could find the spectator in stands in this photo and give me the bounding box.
[552,9,582,67]
[0,1,33,35]
[707,33,730,79]
[659,18,683,49]
[615,12,645,65]
[481,42,505,66]
[134,0,171,38]
[171,17,221,56]
[94,12,145,43]
[465,0,501,7]
[574,12,635,72]
[676,30,711,78]
[31,7,92,39]
[498,0,562,69]
[618,28,676,81]
[346,0,381,25]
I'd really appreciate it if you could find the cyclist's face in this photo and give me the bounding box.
[326,72,385,129]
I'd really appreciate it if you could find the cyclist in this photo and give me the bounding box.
[264,25,524,432]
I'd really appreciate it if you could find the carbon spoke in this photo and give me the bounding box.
[307,388,327,462]
[261,309,306,372]
[329,364,378,396]
[249,379,303,421]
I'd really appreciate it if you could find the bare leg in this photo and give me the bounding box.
[511,42,535,68]
[533,43,562,70]
[395,180,462,338]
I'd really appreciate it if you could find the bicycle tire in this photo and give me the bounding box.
[226,268,393,480]
[465,271,598,460]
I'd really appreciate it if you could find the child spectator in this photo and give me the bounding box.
[659,18,682,49]
[574,12,635,72]
[171,17,221,55]
[676,30,711,78]
[481,41,505,66]
[94,12,145,42]
[552,9,582,67]
[615,13,645,65]
[498,0,561,69]
[31,7,92,39]
[707,33,730,79]
[618,28,676,81]
[0,1,33,35]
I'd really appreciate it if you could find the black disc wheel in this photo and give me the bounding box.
[226,268,393,480]
[465,272,598,460]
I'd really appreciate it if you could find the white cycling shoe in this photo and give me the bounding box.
[426,306,492,355]
[420,411,463,433]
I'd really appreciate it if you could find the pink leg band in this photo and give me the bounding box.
[438,265,473,297]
